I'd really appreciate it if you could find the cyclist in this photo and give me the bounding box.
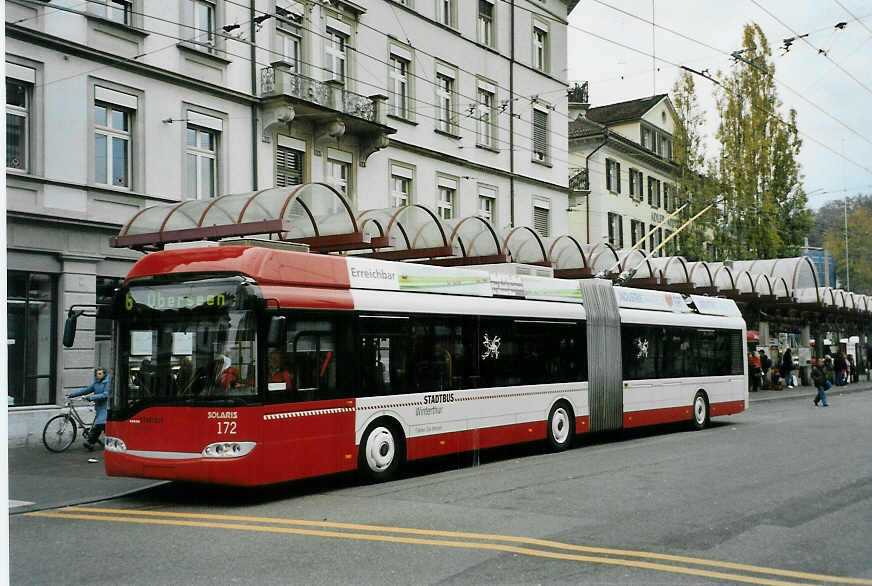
[69,367,110,450]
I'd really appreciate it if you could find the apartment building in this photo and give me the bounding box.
[567,91,679,253]
[5,0,577,438]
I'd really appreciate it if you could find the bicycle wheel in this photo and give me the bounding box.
[43,415,77,452]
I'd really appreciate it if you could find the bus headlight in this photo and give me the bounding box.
[202,441,256,458]
[104,436,127,452]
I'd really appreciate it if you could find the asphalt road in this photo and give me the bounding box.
[11,392,872,585]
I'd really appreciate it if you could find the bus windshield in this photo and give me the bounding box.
[114,278,259,414]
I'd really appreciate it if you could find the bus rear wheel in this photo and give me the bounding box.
[691,391,709,430]
[547,401,574,452]
[359,420,403,482]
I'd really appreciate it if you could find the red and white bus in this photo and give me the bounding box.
[89,241,746,486]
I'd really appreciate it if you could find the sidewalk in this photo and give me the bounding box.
[8,381,872,514]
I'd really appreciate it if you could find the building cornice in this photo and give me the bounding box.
[571,132,678,174]
[6,23,257,105]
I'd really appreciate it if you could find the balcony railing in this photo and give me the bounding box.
[261,65,376,122]
[569,168,590,191]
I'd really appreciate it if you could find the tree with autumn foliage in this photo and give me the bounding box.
[713,23,812,259]
[824,207,872,295]
[671,70,717,261]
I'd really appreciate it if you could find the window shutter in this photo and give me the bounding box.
[533,205,550,237]
[533,110,548,161]
[276,146,303,187]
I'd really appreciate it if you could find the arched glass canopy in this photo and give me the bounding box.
[648,256,689,287]
[357,205,452,260]
[430,216,507,266]
[586,242,620,276]
[548,235,591,278]
[112,184,373,252]
[501,227,548,265]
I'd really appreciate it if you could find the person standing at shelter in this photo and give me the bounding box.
[748,352,761,392]
[69,368,110,450]
[780,348,795,389]
[758,349,772,389]
[833,351,847,386]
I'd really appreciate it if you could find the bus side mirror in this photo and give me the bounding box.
[63,310,85,348]
[267,316,286,348]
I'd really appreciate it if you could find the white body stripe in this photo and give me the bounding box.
[623,375,745,412]
[355,384,588,445]
[352,289,587,320]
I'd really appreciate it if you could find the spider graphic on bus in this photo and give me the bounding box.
[635,337,649,360]
[481,333,501,360]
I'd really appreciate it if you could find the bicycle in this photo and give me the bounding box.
[42,398,105,453]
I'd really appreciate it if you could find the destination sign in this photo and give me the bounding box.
[125,282,238,311]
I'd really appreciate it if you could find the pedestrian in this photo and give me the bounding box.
[847,355,857,383]
[810,359,830,407]
[758,349,772,389]
[833,351,847,386]
[748,352,761,391]
[68,367,110,450]
[781,348,795,389]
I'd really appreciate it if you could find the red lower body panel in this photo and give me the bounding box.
[624,400,745,428]
[405,416,590,461]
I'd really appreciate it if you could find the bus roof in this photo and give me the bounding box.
[126,244,740,317]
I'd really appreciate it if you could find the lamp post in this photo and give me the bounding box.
[844,193,850,290]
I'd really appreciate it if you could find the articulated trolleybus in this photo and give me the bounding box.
[93,240,747,486]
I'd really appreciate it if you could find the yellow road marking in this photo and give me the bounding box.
[28,508,872,586]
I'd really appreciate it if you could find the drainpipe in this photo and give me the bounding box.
[250,0,259,190]
[509,0,515,227]
[584,129,609,244]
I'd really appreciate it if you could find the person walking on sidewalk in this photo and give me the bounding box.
[781,348,795,389]
[810,359,830,407]
[69,367,110,450]
[833,351,848,386]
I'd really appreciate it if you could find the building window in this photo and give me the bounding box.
[630,219,646,250]
[649,224,663,254]
[437,0,455,27]
[327,151,351,198]
[533,197,550,237]
[325,28,347,84]
[276,142,304,187]
[436,176,457,220]
[95,101,132,188]
[533,25,548,72]
[436,72,455,133]
[628,168,643,200]
[276,6,303,73]
[605,158,621,193]
[6,78,29,171]
[647,176,661,208]
[391,163,414,207]
[478,187,496,221]
[389,53,410,118]
[608,212,624,248]
[478,0,494,47]
[532,108,549,163]
[183,0,216,52]
[476,85,496,148]
[186,125,217,198]
[641,126,652,150]
[663,183,673,211]
[7,271,56,407]
[92,0,132,24]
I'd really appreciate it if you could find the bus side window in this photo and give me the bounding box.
[359,316,408,397]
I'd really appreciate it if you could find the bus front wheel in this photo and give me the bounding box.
[691,391,710,430]
[359,420,404,482]
[547,401,574,452]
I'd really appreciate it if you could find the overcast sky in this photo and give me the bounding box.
[566,0,872,210]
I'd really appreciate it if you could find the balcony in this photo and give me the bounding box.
[260,63,394,164]
[261,65,380,122]
[569,168,590,192]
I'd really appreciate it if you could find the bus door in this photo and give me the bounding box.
[262,315,354,480]
[579,279,623,432]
